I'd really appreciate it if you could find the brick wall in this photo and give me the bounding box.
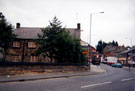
[6,39,50,63]
[0,65,89,76]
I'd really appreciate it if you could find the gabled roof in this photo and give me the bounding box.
[104,45,127,54]
[120,47,135,54]
[80,40,96,51]
[104,45,117,52]
[80,40,89,46]
[13,23,81,40]
[13,27,80,39]
[13,27,43,39]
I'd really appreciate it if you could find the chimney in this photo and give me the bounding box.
[16,23,20,28]
[77,23,81,30]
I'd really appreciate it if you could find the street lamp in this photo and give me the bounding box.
[125,38,133,68]
[89,12,104,70]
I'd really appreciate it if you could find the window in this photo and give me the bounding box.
[28,41,36,48]
[30,56,37,62]
[13,41,20,48]
[12,55,20,62]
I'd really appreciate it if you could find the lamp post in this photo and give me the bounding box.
[89,12,104,70]
[130,38,133,69]
[125,38,133,69]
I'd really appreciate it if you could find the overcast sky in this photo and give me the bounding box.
[0,0,135,47]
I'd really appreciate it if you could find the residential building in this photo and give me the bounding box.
[118,47,135,65]
[80,40,97,62]
[103,45,127,57]
[5,23,81,63]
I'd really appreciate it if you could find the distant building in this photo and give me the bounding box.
[5,23,81,63]
[103,45,127,57]
[118,47,135,65]
[80,40,97,62]
[103,45,135,65]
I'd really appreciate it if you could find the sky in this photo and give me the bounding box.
[0,0,135,47]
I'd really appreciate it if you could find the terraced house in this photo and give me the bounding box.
[5,23,82,63]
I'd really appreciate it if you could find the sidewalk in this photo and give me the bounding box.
[0,64,106,83]
[123,66,135,73]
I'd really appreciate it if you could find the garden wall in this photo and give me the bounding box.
[0,62,89,76]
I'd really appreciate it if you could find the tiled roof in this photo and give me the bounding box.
[120,47,135,54]
[104,45,116,52]
[13,27,43,39]
[80,40,96,50]
[13,27,80,39]
[80,40,89,46]
[104,45,127,54]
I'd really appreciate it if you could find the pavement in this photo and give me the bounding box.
[123,66,135,74]
[0,64,106,83]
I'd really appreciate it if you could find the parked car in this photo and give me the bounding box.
[112,63,123,68]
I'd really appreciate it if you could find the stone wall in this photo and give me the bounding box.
[0,65,89,76]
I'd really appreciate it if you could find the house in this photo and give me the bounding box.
[103,45,127,57]
[80,40,89,51]
[118,47,135,65]
[80,40,97,62]
[5,23,82,63]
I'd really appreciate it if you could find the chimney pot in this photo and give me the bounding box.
[77,23,81,30]
[16,23,20,28]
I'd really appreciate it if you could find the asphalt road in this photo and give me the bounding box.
[0,64,135,91]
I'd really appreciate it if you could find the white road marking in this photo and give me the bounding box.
[121,78,135,82]
[81,81,112,88]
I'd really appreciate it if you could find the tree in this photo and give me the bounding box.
[115,41,118,46]
[54,29,75,63]
[96,40,119,54]
[36,17,86,63]
[55,31,85,63]
[36,17,62,62]
[96,40,103,54]
[96,40,107,54]
[0,12,16,60]
[111,40,118,46]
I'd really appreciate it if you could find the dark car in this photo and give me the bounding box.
[92,56,100,65]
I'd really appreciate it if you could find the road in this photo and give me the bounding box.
[0,64,135,91]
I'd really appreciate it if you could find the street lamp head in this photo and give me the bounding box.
[100,12,104,13]
[90,12,104,15]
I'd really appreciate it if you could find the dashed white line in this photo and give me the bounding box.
[121,78,135,82]
[81,77,135,89]
[81,81,112,88]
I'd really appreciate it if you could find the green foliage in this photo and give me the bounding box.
[36,17,86,63]
[0,12,16,57]
[96,40,106,54]
[110,40,118,46]
[36,17,62,62]
[96,40,118,54]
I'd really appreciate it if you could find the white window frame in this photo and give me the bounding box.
[28,41,36,48]
[30,56,37,62]
[13,41,20,48]
[12,55,19,62]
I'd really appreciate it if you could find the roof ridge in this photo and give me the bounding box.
[20,27,44,29]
